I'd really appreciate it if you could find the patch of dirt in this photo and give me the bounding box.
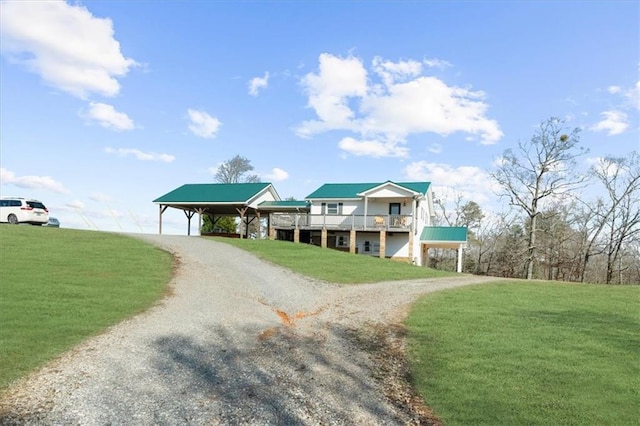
[353,322,442,426]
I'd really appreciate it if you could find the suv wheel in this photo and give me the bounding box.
[8,214,18,224]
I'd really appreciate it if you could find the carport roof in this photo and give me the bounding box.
[153,183,273,204]
[420,226,468,243]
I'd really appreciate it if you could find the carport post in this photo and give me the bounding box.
[158,205,169,235]
[183,210,196,236]
[457,246,463,273]
[196,208,206,236]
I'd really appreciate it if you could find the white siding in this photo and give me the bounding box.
[248,187,278,208]
[364,185,414,198]
[386,234,409,258]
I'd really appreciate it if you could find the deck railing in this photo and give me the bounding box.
[269,213,412,231]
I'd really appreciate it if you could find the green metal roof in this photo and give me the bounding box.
[420,226,468,242]
[306,181,430,199]
[258,200,310,210]
[153,183,272,203]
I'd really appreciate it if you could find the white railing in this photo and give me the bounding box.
[270,213,412,231]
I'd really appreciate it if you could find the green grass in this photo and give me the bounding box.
[406,281,640,425]
[215,237,454,283]
[0,225,173,389]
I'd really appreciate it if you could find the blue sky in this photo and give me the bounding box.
[1,0,638,234]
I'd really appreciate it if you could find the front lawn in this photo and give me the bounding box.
[406,281,640,425]
[216,237,454,283]
[0,226,173,389]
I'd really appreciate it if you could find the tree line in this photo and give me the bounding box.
[435,118,639,284]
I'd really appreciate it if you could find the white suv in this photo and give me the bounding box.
[0,197,49,225]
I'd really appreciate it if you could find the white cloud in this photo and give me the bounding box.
[104,147,175,162]
[296,54,502,158]
[297,53,368,136]
[187,109,221,138]
[590,110,629,135]
[607,85,621,94]
[0,168,70,194]
[424,58,453,70]
[428,143,443,154]
[372,56,422,86]
[625,81,640,110]
[84,102,134,130]
[0,1,136,98]
[338,137,408,158]
[248,72,269,96]
[404,161,497,203]
[360,76,503,144]
[263,167,289,181]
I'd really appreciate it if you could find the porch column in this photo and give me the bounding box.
[364,195,368,230]
[266,213,271,236]
[349,229,356,254]
[422,244,428,267]
[269,227,276,240]
[408,228,414,262]
[294,229,300,243]
[412,198,417,234]
[321,228,327,248]
[256,211,262,239]
[457,245,463,273]
[379,230,386,259]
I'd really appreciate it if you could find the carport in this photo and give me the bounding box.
[153,183,281,236]
[420,226,468,273]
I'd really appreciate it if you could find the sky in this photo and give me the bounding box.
[1,0,638,235]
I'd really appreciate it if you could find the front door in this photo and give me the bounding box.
[389,203,401,215]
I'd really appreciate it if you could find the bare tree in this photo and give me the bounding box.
[214,155,260,184]
[491,221,528,278]
[470,211,514,276]
[203,155,261,235]
[490,118,588,280]
[536,203,583,281]
[433,190,464,226]
[590,153,640,284]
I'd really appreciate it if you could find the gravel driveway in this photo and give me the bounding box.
[1,235,497,425]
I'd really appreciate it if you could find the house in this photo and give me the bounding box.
[153,181,467,272]
[266,181,467,271]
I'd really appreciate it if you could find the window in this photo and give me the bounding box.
[389,203,401,215]
[324,202,342,215]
